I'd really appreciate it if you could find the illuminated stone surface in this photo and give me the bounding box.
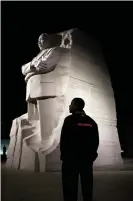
[6,29,122,172]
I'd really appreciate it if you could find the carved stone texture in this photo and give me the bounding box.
[6,29,122,172]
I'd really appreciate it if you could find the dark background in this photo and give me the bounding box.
[1,2,133,156]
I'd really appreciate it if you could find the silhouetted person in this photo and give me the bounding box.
[3,145,7,156]
[60,98,99,201]
[3,145,7,160]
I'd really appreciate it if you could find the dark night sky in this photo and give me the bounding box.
[1,2,133,153]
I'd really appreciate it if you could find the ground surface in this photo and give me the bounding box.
[1,164,133,201]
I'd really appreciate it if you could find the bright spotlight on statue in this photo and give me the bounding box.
[6,29,122,171]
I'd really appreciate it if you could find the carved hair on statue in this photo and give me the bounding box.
[38,33,47,41]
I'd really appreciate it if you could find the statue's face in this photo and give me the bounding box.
[38,39,43,50]
[38,33,47,50]
[38,33,62,50]
[38,40,50,50]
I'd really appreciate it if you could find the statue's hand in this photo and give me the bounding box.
[30,58,37,67]
[30,49,47,68]
[22,62,32,75]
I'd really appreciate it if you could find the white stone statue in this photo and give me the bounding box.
[6,29,122,172]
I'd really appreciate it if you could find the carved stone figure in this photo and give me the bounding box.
[6,29,122,172]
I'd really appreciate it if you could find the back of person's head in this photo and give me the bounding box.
[69,98,85,113]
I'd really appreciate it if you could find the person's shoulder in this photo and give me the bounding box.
[65,114,72,120]
[64,115,73,121]
[85,115,97,126]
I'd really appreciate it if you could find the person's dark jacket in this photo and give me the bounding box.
[60,111,99,162]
